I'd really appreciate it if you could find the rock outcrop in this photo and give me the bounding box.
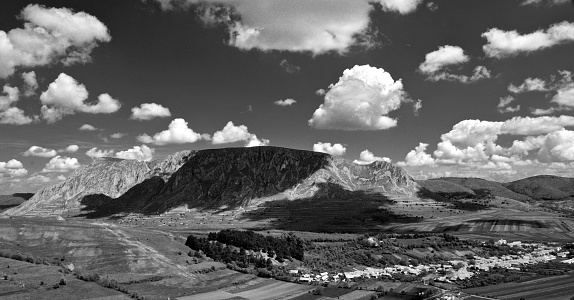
[6,147,418,217]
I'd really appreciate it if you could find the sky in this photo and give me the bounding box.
[1,0,574,193]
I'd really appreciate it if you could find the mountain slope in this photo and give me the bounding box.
[419,177,532,201]
[4,151,194,217]
[505,175,574,200]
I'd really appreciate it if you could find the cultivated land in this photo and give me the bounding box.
[462,274,574,300]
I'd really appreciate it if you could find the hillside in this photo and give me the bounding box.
[0,193,34,212]
[5,147,418,217]
[505,175,574,200]
[419,177,532,201]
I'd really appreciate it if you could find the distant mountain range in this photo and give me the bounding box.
[419,176,574,201]
[4,146,417,217]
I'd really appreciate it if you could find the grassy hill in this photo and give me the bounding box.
[504,175,574,200]
[0,193,33,212]
[419,177,532,201]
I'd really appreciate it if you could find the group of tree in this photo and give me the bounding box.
[202,229,306,260]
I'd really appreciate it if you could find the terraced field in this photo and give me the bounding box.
[463,274,574,300]
[178,278,315,300]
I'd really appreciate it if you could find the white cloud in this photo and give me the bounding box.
[0,4,111,78]
[21,71,38,96]
[110,133,125,139]
[79,124,97,131]
[497,96,520,114]
[0,107,34,125]
[551,85,574,107]
[138,118,205,145]
[130,103,171,120]
[40,73,121,123]
[85,147,114,159]
[418,46,490,83]
[23,146,57,157]
[64,145,79,153]
[413,99,422,116]
[397,143,435,167]
[212,121,264,145]
[315,89,326,96]
[57,175,66,181]
[0,84,34,125]
[245,135,270,147]
[313,142,346,156]
[508,78,548,93]
[538,129,574,162]
[42,156,80,172]
[0,159,28,177]
[115,145,154,161]
[501,115,574,135]
[482,21,574,58]
[353,149,391,164]
[274,99,297,106]
[309,65,409,130]
[162,0,386,55]
[376,0,423,14]
[418,45,469,74]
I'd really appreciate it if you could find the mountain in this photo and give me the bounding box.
[4,150,194,217]
[0,193,34,212]
[505,175,574,200]
[5,147,418,217]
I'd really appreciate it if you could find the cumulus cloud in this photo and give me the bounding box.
[21,71,38,96]
[156,0,395,55]
[482,21,574,58]
[397,143,435,167]
[115,145,154,161]
[212,121,268,147]
[418,46,491,83]
[0,159,28,177]
[23,146,57,157]
[508,78,548,93]
[110,133,125,139]
[63,145,79,153]
[28,174,51,182]
[315,89,326,96]
[497,96,520,114]
[0,84,34,125]
[0,4,111,78]
[426,2,438,11]
[309,65,410,130]
[399,115,574,179]
[79,124,97,131]
[245,136,270,147]
[418,45,469,74]
[40,73,121,123]
[42,156,81,172]
[413,99,422,116]
[353,149,391,165]
[274,99,297,106]
[506,70,574,114]
[85,147,114,159]
[313,142,346,156]
[130,103,171,121]
[138,118,206,145]
[376,0,423,14]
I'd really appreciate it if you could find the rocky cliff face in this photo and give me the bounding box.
[4,151,194,217]
[6,147,418,217]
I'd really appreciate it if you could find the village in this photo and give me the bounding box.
[292,239,574,285]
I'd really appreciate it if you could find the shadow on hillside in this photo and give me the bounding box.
[236,182,423,233]
[416,188,488,211]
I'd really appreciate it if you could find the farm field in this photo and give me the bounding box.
[0,257,130,300]
[462,274,574,300]
[178,278,314,300]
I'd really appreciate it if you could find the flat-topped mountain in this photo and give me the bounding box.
[5,147,417,217]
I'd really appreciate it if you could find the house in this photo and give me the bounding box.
[288,269,299,274]
[299,277,312,283]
